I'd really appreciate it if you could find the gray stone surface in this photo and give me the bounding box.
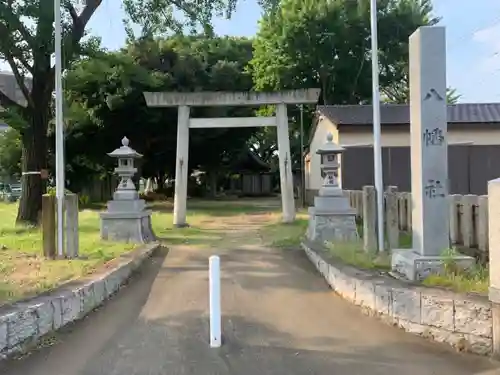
[34,302,54,337]
[65,193,79,258]
[409,26,449,257]
[301,240,493,355]
[100,137,156,244]
[0,317,7,352]
[7,310,36,348]
[454,299,492,337]
[420,293,454,330]
[392,248,474,281]
[392,26,459,279]
[3,237,496,375]
[143,88,321,107]
[307,211,358,243]
[100,212,155,244]
[0,243,159,360]
[306,133,359,244]
[362,185,377,251]
[392,287,421,323]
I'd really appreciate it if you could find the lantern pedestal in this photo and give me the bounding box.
[307,201,358,243]
[306,133,359,243]
[101,210,155,244]
[99,137,156,244]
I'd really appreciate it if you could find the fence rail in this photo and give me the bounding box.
[344,188,489,255]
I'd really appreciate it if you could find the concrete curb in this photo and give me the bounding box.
[0,242,161,360]
[301,240,492,355]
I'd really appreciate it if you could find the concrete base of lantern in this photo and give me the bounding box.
[100,211,156,244]
[307,208,359,243]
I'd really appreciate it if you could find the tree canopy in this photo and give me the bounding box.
[248,0,458,169]
[0,0,264,224]
[0,0,462,224]
[63,35,257,192]
[250,0,438,105]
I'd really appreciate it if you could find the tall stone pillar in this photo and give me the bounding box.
[488,178,500,357]
[276,103,296,223]
[410,26,448,256]
[391,26,473,280]
[173,105,190,227]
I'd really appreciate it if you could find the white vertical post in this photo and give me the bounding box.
[299,104,305,208]
[369,0,384,252]
[54,0,65,257]
[173,105,190,227]
[209,255,221,348]
[276,103,296,223]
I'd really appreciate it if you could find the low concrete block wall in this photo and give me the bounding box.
[301,240,492,355]
[0,243,160,360]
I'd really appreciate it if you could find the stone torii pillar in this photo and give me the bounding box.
[143,89,321,226]
[276,103,295,222]
[174,105,190,227]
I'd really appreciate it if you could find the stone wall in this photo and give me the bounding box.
[301,240,492,355]
[0,243,159,360]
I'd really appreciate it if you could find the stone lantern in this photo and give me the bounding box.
[100,137,156,243]
[318,133,343,196]
[307,133,358,243]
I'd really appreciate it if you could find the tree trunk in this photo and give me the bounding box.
[16,110,48,226]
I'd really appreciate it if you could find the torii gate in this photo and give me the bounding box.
[143,89,320,226]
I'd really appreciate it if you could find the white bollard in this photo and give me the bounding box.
[209,255,221,348]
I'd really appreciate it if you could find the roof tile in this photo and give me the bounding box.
[318,103,500,125]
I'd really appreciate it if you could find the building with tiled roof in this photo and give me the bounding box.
[305,103,500,199]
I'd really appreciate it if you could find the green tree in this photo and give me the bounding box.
[250,0,439,105]
[0,0,263,225]
[249,0,458,168]
[64,35,256,192]
[63,50,164,192]
[123,0,280,37]
[0,0,104,224]
[0,128,22,180]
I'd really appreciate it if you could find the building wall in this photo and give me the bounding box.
[305,120,500,195]
[338,124,500,147]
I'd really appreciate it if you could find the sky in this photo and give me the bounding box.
[5,0,500,103]
[87,0,500,103]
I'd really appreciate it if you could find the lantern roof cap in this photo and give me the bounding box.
[108,137,143,158]
[316,132,344,154]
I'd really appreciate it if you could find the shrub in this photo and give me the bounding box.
[46,187,73,196]
[78,194,91,208]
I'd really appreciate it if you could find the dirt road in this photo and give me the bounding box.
[1,213,499,374]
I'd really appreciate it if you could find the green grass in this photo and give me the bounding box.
[422,271,488,294]
[0,198,289,305]
[2,196,484,305]
[324,234,488,294]
[260,214,309,248]
[0,202,140,304]
[421,249,488,293]
[325,241,391,270]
